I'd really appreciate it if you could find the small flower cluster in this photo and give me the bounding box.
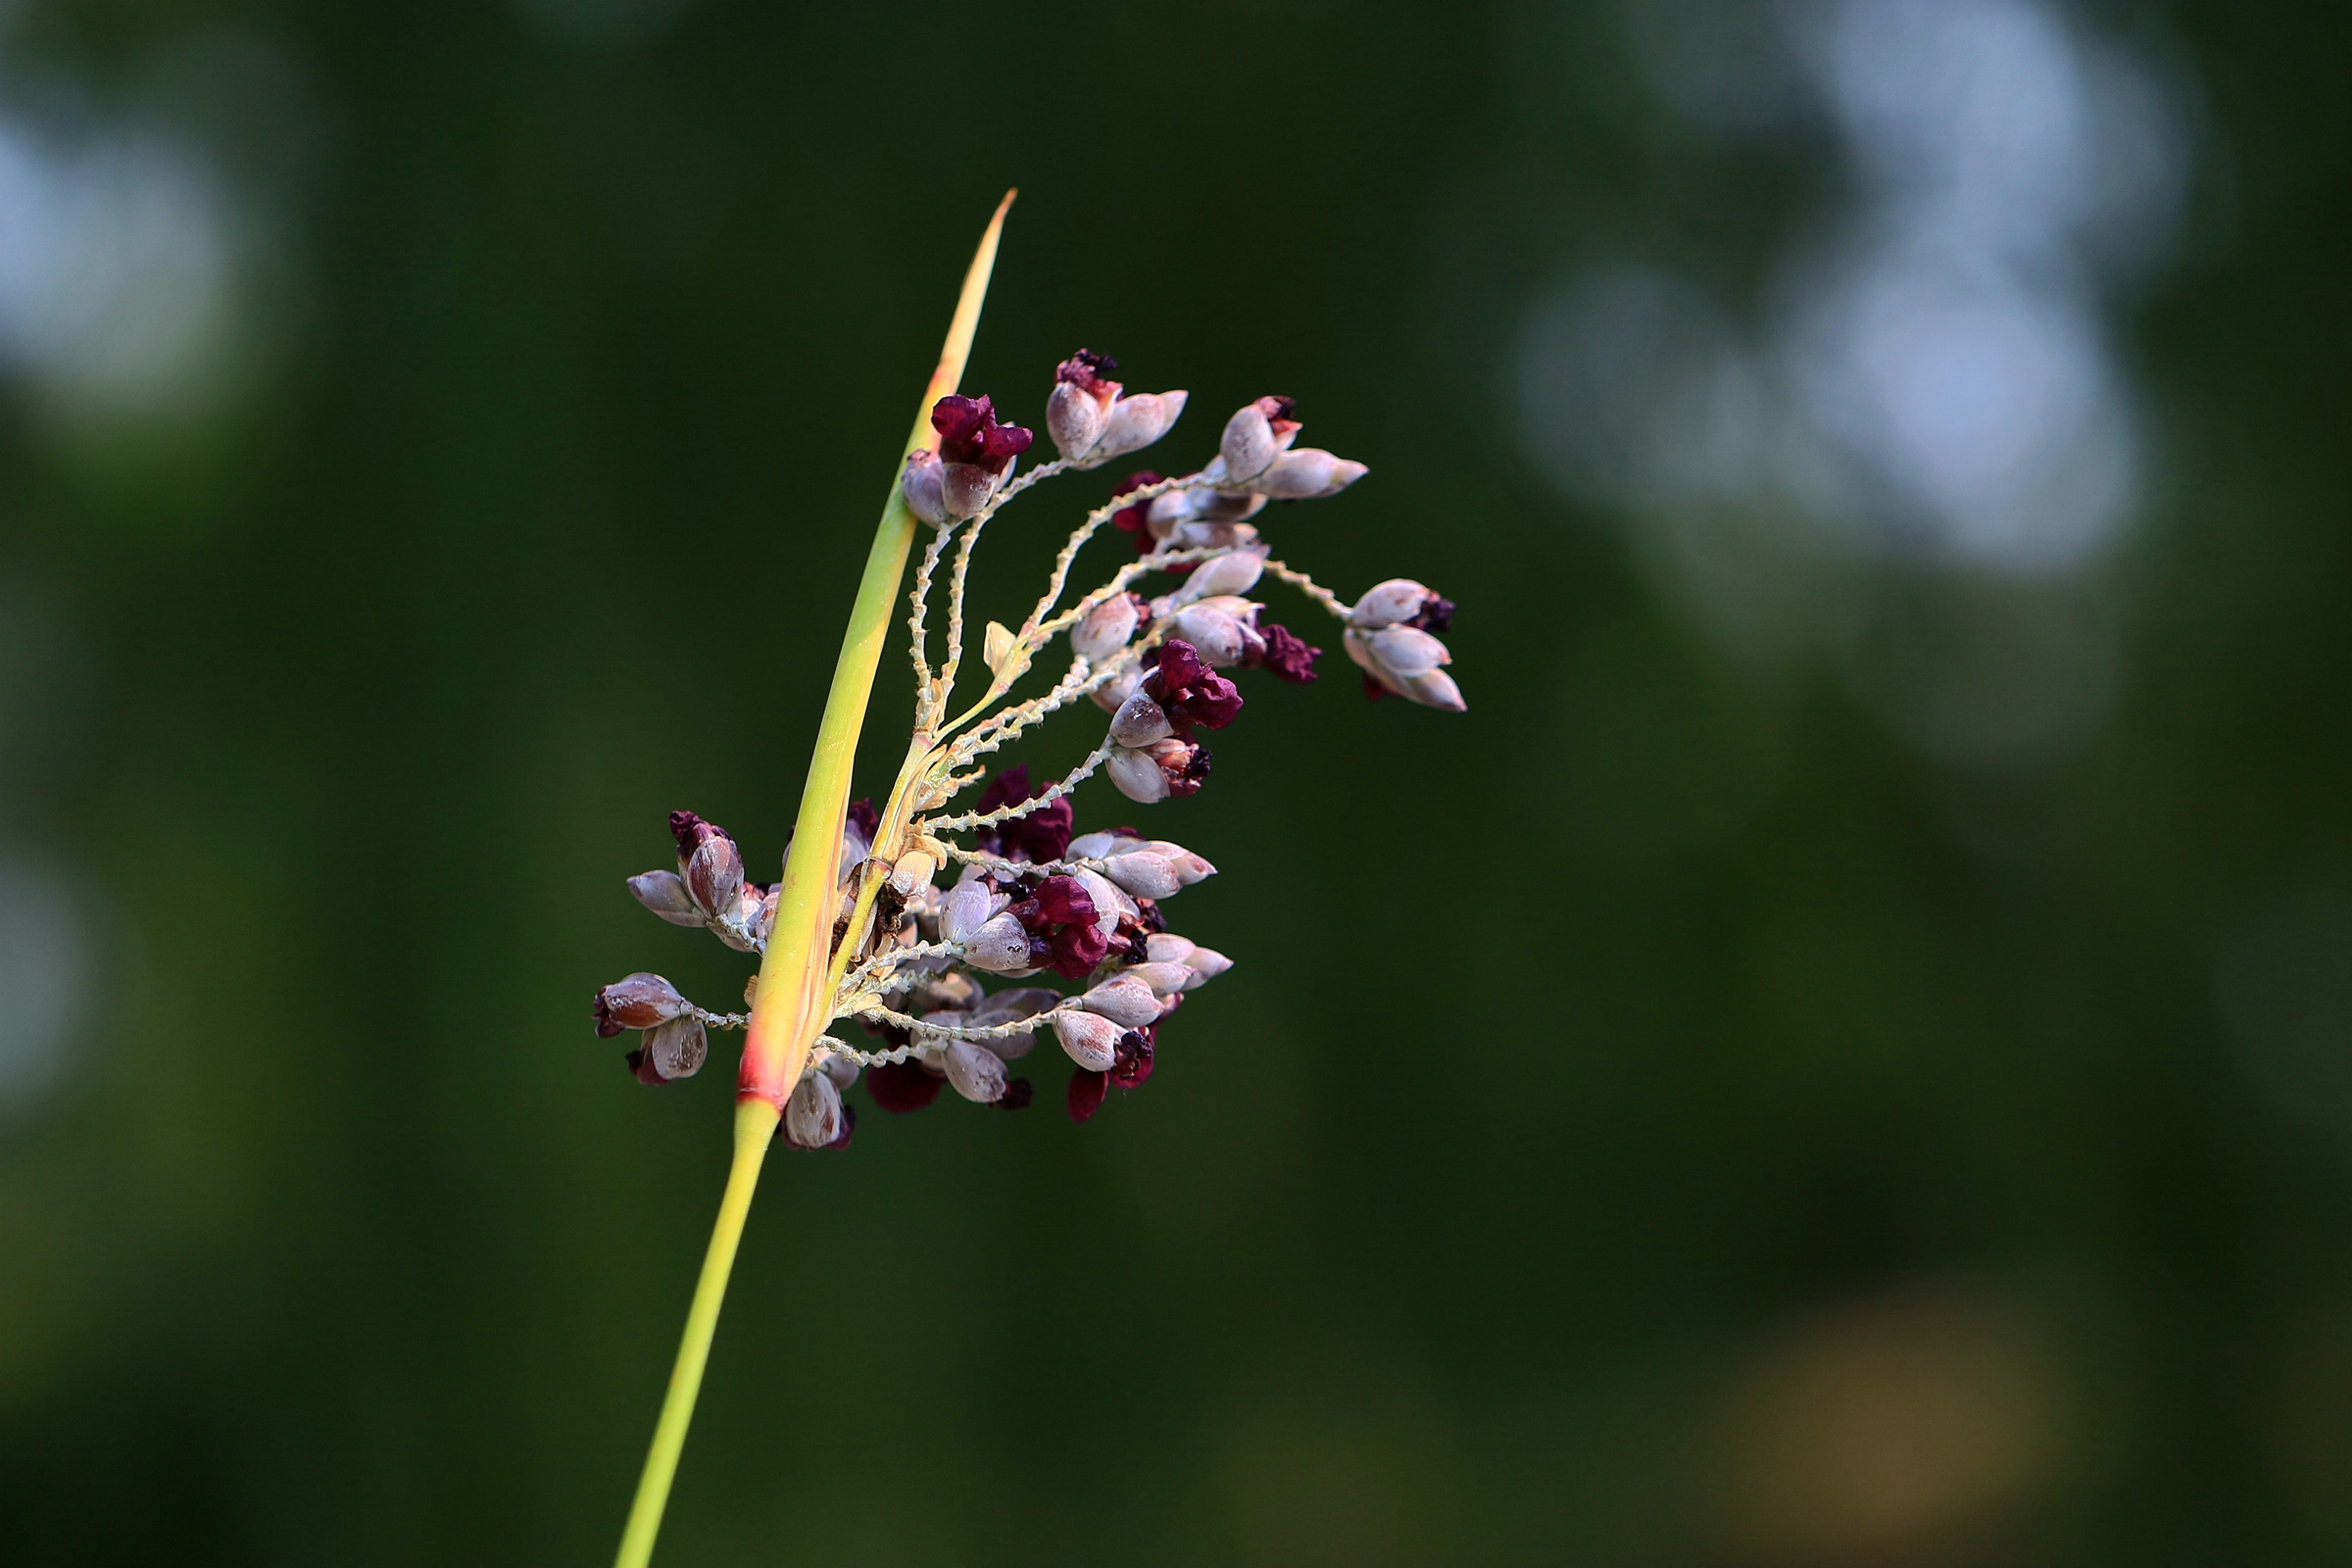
[1345,579,1463,710]
[595,347,1462,1142]
[624,811,777,954]
[901,394,1035,521]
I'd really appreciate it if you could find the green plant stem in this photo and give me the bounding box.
[612,190,1014,1568]
[613,1099,776,1568]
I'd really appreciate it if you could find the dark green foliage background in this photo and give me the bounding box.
[0,2,2343,1563]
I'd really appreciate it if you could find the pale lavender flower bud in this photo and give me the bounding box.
[1179,549,1267,601]
[594,972,693,1035]
[1189,593,1264,623]
[942,460,1006,519]
[1219,395,1300,482]
[962,910,1036,972]
[1052,1007,1124,1072]
[1143,932,1197,966]
[889,850,937,899]
[1048,349,1121,461]
[944,1038,1009,1102]
[1368,624,1450,677]
[638,1015,708,1082]
[1109,691,1177,750]
[1106,745,1172,804]
[1110,737,1210,802]
[969,994,1053,1059]
[1170,605,1248,665]
[1180,947,1233,986]
[820,1052,861,1091]
[1100,849,1181,900]
[938,879,997,945]
[785,1069,847,1148]
[1070,867,1132,932]
[1090,667,1144,713]
[1142,841,1216,884]
[1066,830,1122,859]
[1150,488,1267,540]
[1249,448,1367,499]
[1348,579,1436,630]
[1071,594,1142,662]
[683,833,744,920]
[1171,518,1264,553]
[628,870,706,928]
[1124,961,1196,998]
[969,985,1059,1026]
[1087,389,1187,464]
[1144,489,1191,534]
[1406,668,1468,711]
[1347,626,1469,710]
[1080,973,1163,1028]
[902,449,949,526]
[1047,378,1107,460]
[709,879,766,953]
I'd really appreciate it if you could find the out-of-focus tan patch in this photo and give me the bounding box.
[1709,1280,2061,1561]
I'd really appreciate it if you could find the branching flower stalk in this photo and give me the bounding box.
[602,193,1466,1567]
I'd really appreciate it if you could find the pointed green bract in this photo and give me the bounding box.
[612,192,1015,1568]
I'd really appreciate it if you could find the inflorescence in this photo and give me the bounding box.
[595,349,1466,1141]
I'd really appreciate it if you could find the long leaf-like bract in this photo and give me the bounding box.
[613,191,1014,1568]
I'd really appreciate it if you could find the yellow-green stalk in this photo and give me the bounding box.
[613,191,1015,1568]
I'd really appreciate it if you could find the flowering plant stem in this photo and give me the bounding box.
[612,190,1015,1568]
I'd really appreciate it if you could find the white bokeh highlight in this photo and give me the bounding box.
[1521,0,2186,577]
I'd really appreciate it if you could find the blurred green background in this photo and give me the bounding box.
[0,1,2343,1562]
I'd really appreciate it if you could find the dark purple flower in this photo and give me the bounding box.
[1110,469,1169,558]
[1067,1067,1109,1122]
[998,1078,1034,1111]
[1031,875,1096,927]
[1180,673,1244,729]
[1047,921,1110,980]
[1249,623,1322,684]
[845,798,879,843]
[1361,670,1389,701]
[1154,639,1210,694]
[867,1059,944,1113]
[1410,595,1455,634]
[1110,1029,1155,1088]
[1004,872,1106,980]
[973,764,1075,863]
[1068,1024,1159,1122]
[931,394,1033,474]
[1110,471,1161,540]
[975,764,1031,818]
[1143,640,1245,731]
